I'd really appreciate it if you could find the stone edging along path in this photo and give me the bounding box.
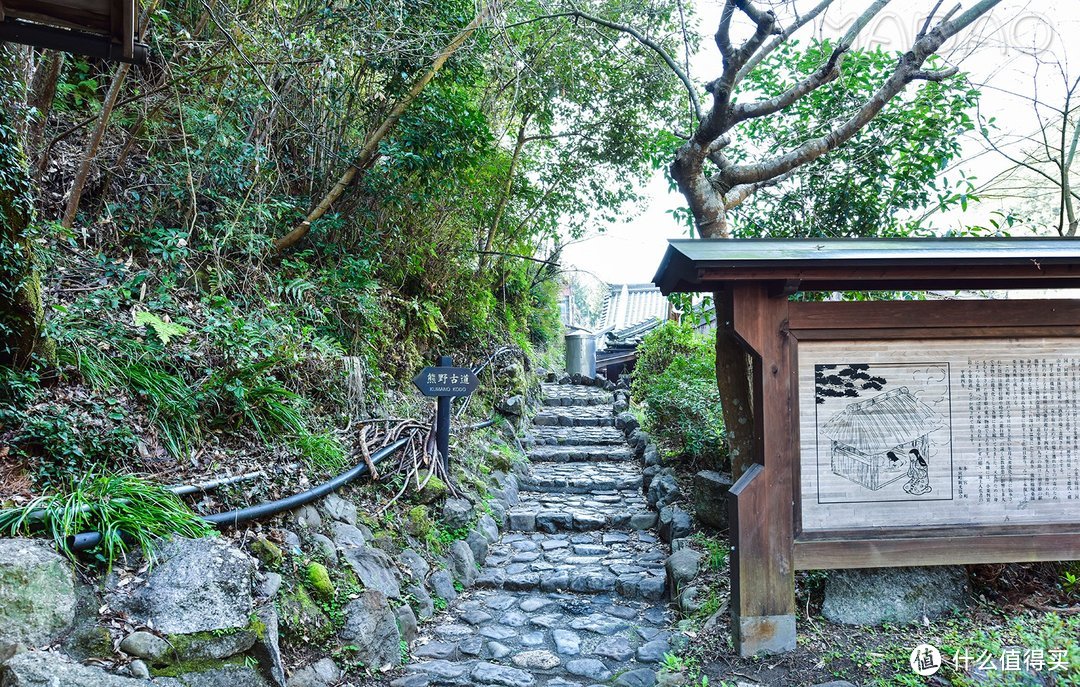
[396,377,680,687]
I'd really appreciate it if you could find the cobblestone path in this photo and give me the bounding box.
[396,382,673,687]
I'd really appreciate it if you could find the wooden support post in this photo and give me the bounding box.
[436,354,452,474]
[726,284,797,656]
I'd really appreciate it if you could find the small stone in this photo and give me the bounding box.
[413,641,456,660]
[637,639,670,663]
[657,506,693,543]
[593,635,634,661]
[320,493,358,525]
[470,661,536,686]
[119,631,170,661]
[128,660,150,679]
[441,498,475,531]
[509,512,536,532]
[396,603,419,645]
[565,658,612,681]
[552,629,581,655]
[258,572,282,599]
[293,505,322,529]
[512,650,561,669]
[251,537,283,567]
[693,471,733,529]
[447,540,477,588]
[614,669,658,687]
[488,641,512,659]
[665,548,703,594]
[428,570,456,605]
[630,512,658,530]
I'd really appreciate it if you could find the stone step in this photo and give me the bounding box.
[541,383,614,407]
[526,445,634,464]
[402,588,673,687]
[525,426,627,446]
[472,531,667,602]
[520,462,642,493]
[532,406,615,428]
[506,492,656,534]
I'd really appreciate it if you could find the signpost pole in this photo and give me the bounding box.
[436,355,452,473]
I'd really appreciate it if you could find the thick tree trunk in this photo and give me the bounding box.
[0,106,55,369]
[26,50,63,158]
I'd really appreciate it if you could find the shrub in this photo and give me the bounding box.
[631,321,726,467]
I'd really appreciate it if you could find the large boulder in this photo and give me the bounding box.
[646,469,680,510]
[657,506,693,543]
[440,499,474,531]
[338,545,402,600]
[154,664,272,687]
[822,566,969,625]
[106,537,254,635]
[337,591,401,670]
[446,540,477,588]
[1,651,150,686]
[0,538,77,653]
[692,470,733,529]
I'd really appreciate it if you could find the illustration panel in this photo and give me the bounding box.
[814,363,953,504]
[798,339,1080,532]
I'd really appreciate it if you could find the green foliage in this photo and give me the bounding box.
[0,472,214,566]
[632,322,726,467]
[728,40,981,238]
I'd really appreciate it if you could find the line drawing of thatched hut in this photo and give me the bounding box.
[821,386,942,492]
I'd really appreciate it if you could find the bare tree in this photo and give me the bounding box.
[974,45,1080,237]
[570,0,1003,475]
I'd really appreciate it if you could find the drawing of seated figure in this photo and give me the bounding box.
[903,448,932,495]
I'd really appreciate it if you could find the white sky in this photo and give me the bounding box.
[561,0,1080,285]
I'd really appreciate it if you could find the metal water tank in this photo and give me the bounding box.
[564,331,596,377]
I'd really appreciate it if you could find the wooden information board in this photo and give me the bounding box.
[653,238,1080,658]
[799,338,1080,532]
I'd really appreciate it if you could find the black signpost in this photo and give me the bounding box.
[412,355,479,471]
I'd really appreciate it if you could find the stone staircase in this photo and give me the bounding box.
[397,380,674,687]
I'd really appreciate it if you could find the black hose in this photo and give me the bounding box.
[68,437,409,552]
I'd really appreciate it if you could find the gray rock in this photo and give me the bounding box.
[658,506,693,543]
[279,530,301,554]
[677,585,703,615]
[666,548,703,594]
[477,515,500,543]
[552,629,581,655]
[565,658,611,681]
[446,540,477,588]
[643,444,661,467]
[641,465,660,494]
[395,603,419,645]
[616,412,639,433]
[429,570,457,603]
[636,639,671,663]
[0,651,151,686]
[258,573,282,600]
[614,669,658,687]
[627,429,648,456]
[0,538,76,652]
[339,544,402,599]
[497,395,526,416]
[470,661,535,686]
[156,664,272,687]
[127,660,150,680]
[107,537,254,635]
[292,505,322,529]
[693,471,733,529]
[593,636,634,661]
[492,473,520,506]
[441,498,475,531]
[250,605,285,687]
[406,584,434,620]
[647,469,680,510]
[330,522,372,549]
[285,657,340,687]
[511,650,560,669]
[822,566,968,625]
[508,512,535,531]
[399,549,430,583]
[338,590,402,670]
[465,530,489,565]
[319,493,357,525]
[307,534,337,564]
[119,631,171,662]
[613,399,629,414]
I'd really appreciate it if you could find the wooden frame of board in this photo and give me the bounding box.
[0,0,147,64]
[653,238,1080,657]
